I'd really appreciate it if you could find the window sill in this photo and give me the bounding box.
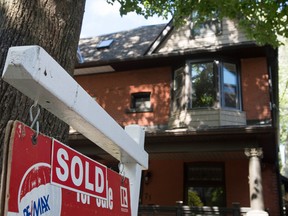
[187,107,241,111]
[126,108,153,113]
[168,109,246,129]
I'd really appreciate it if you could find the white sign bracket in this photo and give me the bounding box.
[2,45,148,216]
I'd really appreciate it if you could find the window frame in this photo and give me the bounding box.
[96,39,114,49]
[220,61,242,110]
[190,11,222,39]
[183,58,241,110]
[188,60,219,109]
[184,162,226,207]
[127,92,153,113]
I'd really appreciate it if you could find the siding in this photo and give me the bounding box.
[156,18,252,54]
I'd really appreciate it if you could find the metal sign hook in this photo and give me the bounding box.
[118,162,126,183]
[29,101,40,144]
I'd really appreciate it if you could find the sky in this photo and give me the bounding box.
[80,0,170,38]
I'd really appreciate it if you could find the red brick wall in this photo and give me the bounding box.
[262,163,281,216]
[241,58,271,121]
[225,160,250,207]
[141,160,184,205]
[141,159,280,215]
[76,58,271,125]
[76,67,171,127]
[141,159,251,207]
[74,59,277,212]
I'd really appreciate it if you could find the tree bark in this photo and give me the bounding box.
[0,0,85,172]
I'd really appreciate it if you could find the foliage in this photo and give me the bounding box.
[279,39,288,175]
[108,0,288,47]
[187,191,203,207]
[279,39,288,142]
[187,187,225,207]
[209,187,225,206]
[191,62,216,108]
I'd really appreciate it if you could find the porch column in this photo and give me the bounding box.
[245,148,268,216]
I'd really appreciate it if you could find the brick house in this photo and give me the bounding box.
[71,17,281,215]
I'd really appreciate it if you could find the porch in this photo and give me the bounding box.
[138,203,251,216]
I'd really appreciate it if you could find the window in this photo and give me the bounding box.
[190,11,222,38]
[173,60,240,110]
[190,62,217,108]
[97,39,114,49]
[173,67,186,110]
[129,92,152,113]
[184,163,226,207]
[222,63,239,108]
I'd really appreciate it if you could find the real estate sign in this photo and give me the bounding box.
[2,121,131,216]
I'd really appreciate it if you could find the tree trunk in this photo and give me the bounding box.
[0,0,85,172]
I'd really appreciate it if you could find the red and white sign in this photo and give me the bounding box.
[51,140,108,199]
[4,121,131,216]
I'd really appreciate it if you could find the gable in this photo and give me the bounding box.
[152,18,254,54]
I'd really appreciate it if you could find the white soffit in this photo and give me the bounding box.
[74,65,115,75]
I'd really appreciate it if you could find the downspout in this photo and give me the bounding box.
[266,46,283,215]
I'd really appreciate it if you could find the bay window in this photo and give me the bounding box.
[170,59,245,129]
[174,59,241,110]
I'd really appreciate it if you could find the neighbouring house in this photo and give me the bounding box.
[70,16,281,215]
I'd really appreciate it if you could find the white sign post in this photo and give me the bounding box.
[2,45,148,216]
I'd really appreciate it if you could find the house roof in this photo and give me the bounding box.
[76,18,262,74]
[78,24,167,63]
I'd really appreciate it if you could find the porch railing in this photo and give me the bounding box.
[138,203,251,216]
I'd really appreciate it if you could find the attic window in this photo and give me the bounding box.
[190,11,222,38]
[97,39,114,49]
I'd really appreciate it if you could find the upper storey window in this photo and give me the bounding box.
[173,60,241,110]
[190,62,216,108]
[222,63,239,108]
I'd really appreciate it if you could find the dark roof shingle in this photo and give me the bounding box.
[78,24,167,63]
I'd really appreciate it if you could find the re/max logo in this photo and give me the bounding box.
[22,195,50,216]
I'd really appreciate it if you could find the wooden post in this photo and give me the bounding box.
[124,125,145,216]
